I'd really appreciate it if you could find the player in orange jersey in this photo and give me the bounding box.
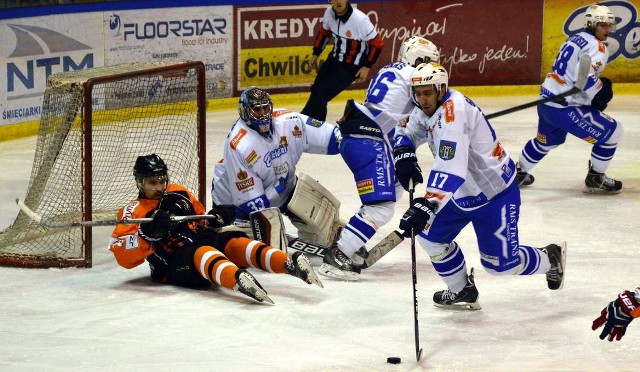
[108,154,323,304]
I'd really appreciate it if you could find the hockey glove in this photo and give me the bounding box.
[139,209,173,241]
[592,290,639,342]
[399,197,437,238]
[207,204,236,228]
[591,77,613,111]
[393,145,423,191]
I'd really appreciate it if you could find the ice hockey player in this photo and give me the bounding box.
[108,154,323,304]
[517,4,622,193]
[318,36,441,281]
[393,62,567,310]
[211,87,344,250]
[593,287,640,342]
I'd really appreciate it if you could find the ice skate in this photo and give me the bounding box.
[234,269,274,304]
[516,162,534,186]
[285,251,324,288]
[541,241,567,290]
[317,246,361,281]
[433,268,482,310]
[583,161,622,194]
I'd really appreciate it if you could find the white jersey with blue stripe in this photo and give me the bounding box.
[394,89,516,211]
[212,109,339,215]
[364,61,416,122]
[541,30,609,107]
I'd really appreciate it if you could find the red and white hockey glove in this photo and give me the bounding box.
[592,290,640,342]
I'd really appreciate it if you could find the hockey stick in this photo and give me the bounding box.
[409,179,424,362]
[485,54,592,120]
[16,198,217,228]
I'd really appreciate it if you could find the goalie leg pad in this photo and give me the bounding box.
[287,173,342,247]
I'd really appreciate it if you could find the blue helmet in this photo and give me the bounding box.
[238,87,274,139]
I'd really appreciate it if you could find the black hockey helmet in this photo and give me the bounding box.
[133,154,168,180]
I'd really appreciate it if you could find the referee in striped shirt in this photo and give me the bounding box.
[301,0,384,121]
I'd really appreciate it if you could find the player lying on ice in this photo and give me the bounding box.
[108,154,323,304]
[393,62,567,310]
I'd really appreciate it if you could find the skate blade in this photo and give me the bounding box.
[582,186,621,195]
[296,256,324,288]
[317,263,359,281]
[306,269,324,288]
[433,301,482,311]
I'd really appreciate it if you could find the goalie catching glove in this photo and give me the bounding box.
[399,197,437,237]
[592,290,640,342]
[393,145,423,191]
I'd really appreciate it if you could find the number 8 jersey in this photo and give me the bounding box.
[541,30,609,107]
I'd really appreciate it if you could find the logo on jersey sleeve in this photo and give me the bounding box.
[292,125,302,138]
[122,200,140,220]
[356,178,374,195]
[438,140,457,160]
[235,170,255,191]
[443,100,455,123]
[306,117,323,127]
[230,129,247,150]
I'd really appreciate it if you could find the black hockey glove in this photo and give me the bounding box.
[207,204,236,228]
[399,197,437,238]
[393,145,423,191]
[592,290,639,342]
[139,209,173,241]
[157,191,195,216]
[591,77,613,111]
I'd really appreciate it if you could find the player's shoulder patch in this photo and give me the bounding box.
[305,116,324,127]
[273,109,292,118]
[443,100,455,123]
[438,140,457,160]
[230,128,247,150]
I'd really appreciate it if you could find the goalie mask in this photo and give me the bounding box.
[399,36,440,66]
[584,4,616,33]
[239,87,274,139]
[133,154,168,197]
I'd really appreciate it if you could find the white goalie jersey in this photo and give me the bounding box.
[211,109,340,218]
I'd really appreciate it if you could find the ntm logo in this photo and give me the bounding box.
[5,24,94,98]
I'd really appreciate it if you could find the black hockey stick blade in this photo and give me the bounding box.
[417,347,424,362]
[16,198,216,228]
[485,53,592,120]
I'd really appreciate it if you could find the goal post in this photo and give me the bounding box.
[0,61,207,268]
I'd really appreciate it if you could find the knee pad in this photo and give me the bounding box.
[606,121,623,145]
[359,201,395,229]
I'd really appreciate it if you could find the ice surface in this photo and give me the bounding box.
[1,95,639,371]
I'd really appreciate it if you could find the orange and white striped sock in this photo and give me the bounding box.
[224,237,288,274]
[193,245,238,289]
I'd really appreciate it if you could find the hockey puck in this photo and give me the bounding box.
[387,357,401,364]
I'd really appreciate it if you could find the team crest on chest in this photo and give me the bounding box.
[439,140,457,160]
[292,125,302,138]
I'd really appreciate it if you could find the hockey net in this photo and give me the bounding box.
[0,61,206,268]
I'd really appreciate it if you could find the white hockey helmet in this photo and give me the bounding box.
[398,36,440,66]
[409,62,448,92]
[584,4,616,32]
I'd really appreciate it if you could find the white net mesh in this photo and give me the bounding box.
[0,61,205,267]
